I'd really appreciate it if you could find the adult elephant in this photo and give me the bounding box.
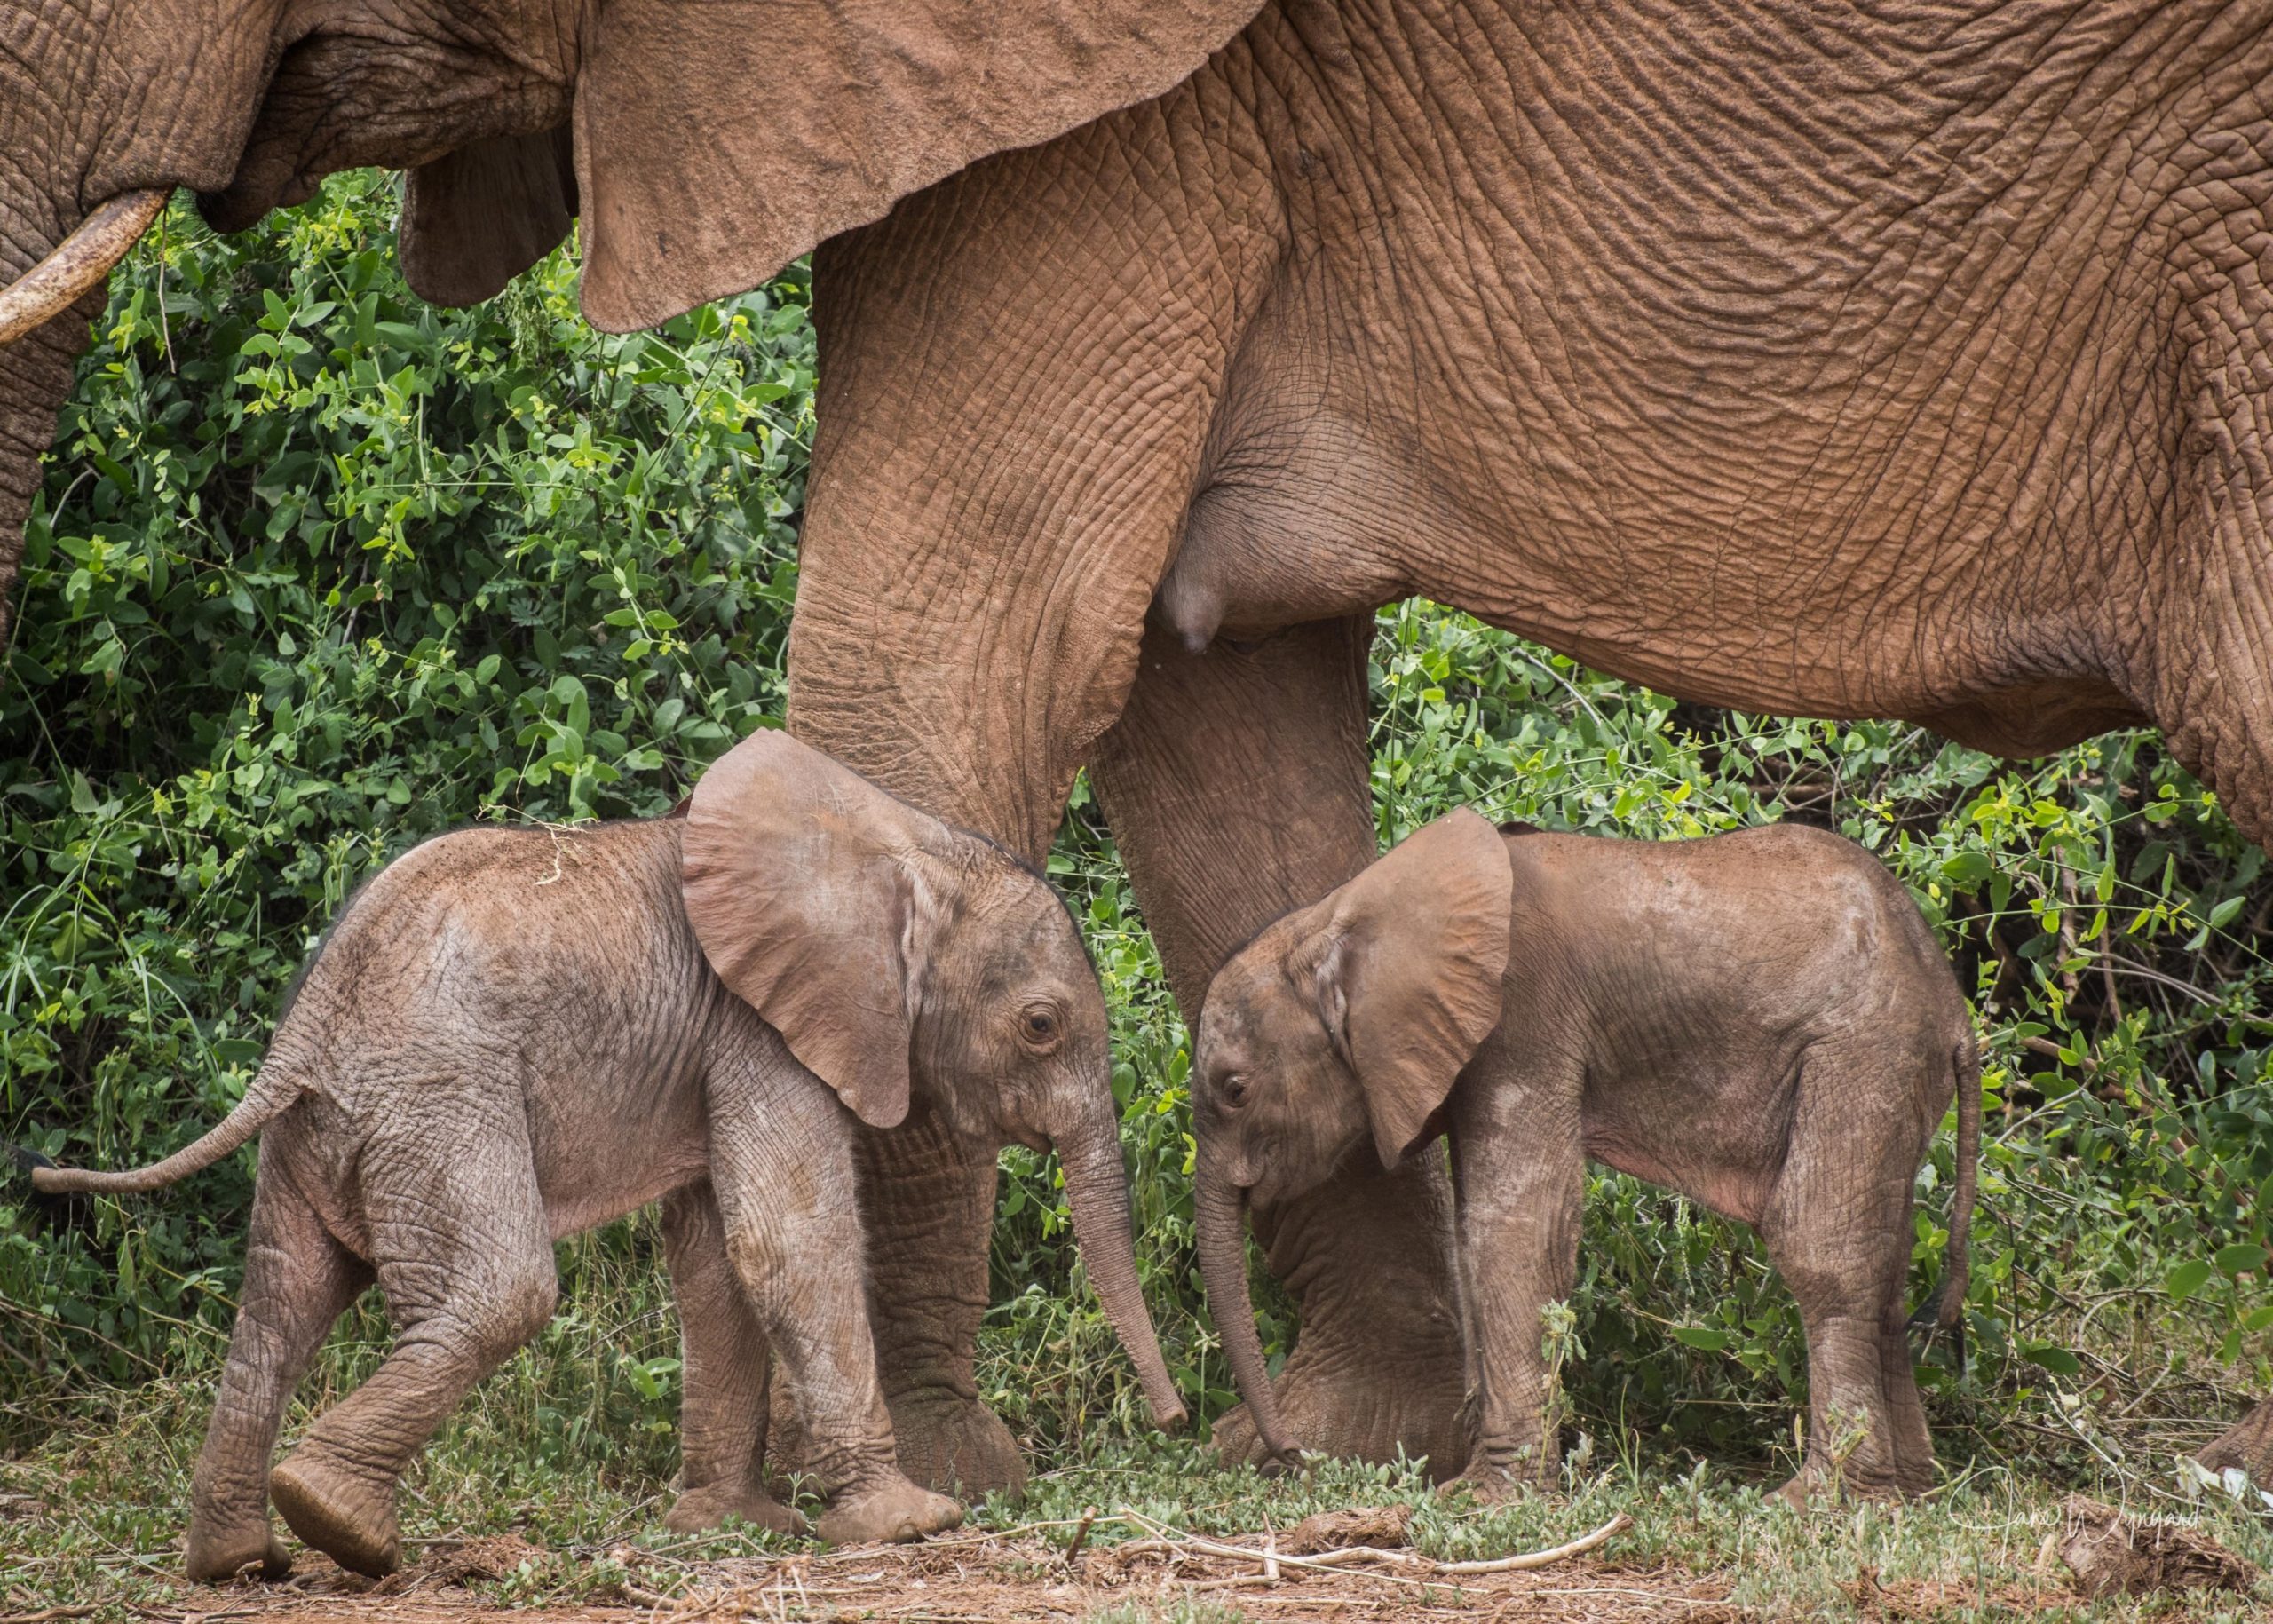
[7,0,2273,1485]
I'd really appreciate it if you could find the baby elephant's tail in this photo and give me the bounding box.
[1907,1035,1981,1368]
[30,1067,302,1196]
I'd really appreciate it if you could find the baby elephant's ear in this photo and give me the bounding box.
[1302,809,1515,1168]
[680,730,942,1129]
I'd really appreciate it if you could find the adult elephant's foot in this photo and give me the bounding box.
[886,1387,1027,1498]
[1770,1453,1909,1507]
[183,1519,291,1583]
[662,1482,809,1537]
[268,1451,400,1577]
[768,1376,1027,1499]
[1769,1470,1821,1509]
[816,1475,963,1546]
[1434,1440,1555,1506]
[2196,1403,2273,1485]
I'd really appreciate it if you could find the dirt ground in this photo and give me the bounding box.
[65,1520,2160,1624]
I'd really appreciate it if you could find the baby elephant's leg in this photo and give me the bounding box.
[186,1165,370,1581]
[1759,1050,1936,1500]
[660,1181,804,1535]
[1446,1079,1586,1501]
[706,1050,960,1545]
[269,1089,558,1575]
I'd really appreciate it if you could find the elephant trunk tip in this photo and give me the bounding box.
[1256,1445,1310,1479]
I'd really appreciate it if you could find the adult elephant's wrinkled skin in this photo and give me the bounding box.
[10,0,2273,1485]
[789,0,2273,1482]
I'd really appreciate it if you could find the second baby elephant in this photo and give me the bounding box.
[1192,810,1979,1501]
[34,729,1184,1579]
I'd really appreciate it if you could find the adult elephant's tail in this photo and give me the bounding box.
[1908,1035,1981,1365]
[31,1067,301,1194]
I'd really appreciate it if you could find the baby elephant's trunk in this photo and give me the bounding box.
[30,1067,301,1195]
[1909,1036,1981,1363]
[1195,1158,1303,1469]
[1057,1119,1190,1432]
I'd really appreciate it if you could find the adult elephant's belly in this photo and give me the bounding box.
[1168,0,2227,761]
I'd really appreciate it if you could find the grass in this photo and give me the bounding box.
[8,1422,2273,1620]
[8,1317,2273,1621]
[8,1144,2273,1621]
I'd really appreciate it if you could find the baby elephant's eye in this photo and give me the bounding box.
[1220,1075,1250,1109]
[1018,1007,1060,1047]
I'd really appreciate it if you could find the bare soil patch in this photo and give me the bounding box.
[94,1512,2229,1624]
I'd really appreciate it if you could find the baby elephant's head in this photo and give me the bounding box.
[680,728,1183,1430]
[1190,808,1513,1463]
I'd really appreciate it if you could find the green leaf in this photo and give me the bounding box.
[2168,1259,2215,1302]
[2021,1344,2083,1376]
[1941,852,1993,886]
[2214,1243,2267,1277]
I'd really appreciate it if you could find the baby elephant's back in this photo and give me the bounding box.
[274,818,715,1101]
[1510,821,1966,1062]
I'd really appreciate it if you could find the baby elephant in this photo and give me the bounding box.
[36,730,1184,1579]
[1192,810,1978,1501]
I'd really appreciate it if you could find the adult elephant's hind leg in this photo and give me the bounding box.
[2149,283,2273,1483]
[660,1181,803,1535]
[1091,615,1470,1479]
[2166,619,2273,1481]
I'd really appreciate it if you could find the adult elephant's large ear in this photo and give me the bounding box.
[1290,810,1516,1169]
[400,129,579,308]
[680,728,946,1129]
[566,0,1263,332]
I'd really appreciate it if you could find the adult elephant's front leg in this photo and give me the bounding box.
[1090,616,1470,1478]
[855,1105,1022,1494]
[765,1099,1020,1496]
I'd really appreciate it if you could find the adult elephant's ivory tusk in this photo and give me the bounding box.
[0,188,170,346]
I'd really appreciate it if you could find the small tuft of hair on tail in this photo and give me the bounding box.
[1908,1034,1981,1371]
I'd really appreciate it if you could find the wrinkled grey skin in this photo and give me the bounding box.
[1192,816,1981,1499]
[15,0,2273,1487]
[32,787,1176,1579]
[788,0,2273,1483]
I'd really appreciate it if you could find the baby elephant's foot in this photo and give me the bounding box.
[816,1476,962,1546]
[663,1482,810,1537]
[184,1520,291,1583]
[269,1450,400,1577]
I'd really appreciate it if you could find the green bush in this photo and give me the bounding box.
[3,173,810,1474]
[5,176,2271,1492]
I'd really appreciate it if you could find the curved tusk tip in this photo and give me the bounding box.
[0,188,171,347]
